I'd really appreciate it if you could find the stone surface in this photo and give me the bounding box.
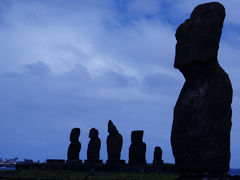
[129,130,146,165]
[153,146,163,165]
[87,128,101,160]
[171,2,232,174]
[67,128,81,160]
[107,120,123,161]
[106,159,125,165]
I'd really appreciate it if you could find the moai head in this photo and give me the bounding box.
[70,128,80,143]
[174,2,225,71]
[89,128,99,140]
[108,120,118,134]
[131,130,143,143]
[155,146,162,154]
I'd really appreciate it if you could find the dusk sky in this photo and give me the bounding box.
[0,0,239,168]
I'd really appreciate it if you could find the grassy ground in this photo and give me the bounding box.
[0,170,179,180]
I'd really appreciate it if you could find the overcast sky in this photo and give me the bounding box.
[0,0,239,168]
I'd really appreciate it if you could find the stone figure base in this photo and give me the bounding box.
[45,159,66,170]
[106,160,125,165]
[84,160,103,165]
[153,160,164,166]
[129,160,146,166]
[128,162,146,173]
[65,160,82,165]
[46,159,65,164]
[65,160,83,170]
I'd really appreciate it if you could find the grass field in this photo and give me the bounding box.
[0,170,179,180]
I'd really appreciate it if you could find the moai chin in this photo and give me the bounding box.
[67,128,81,160]
[107,120,123,162]
[129,130,146,165]
[171,2,232,175]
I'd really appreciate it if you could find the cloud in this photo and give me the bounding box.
[0,0,177,75]
[127,0,161,16]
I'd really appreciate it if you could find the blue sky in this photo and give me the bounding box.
[0,0,239,168]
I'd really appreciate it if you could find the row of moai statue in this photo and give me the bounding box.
[70,2,233,178]
[67,120,163,166]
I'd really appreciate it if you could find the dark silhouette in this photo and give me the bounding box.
[171,2,232,175]
[46,159,65,164]
[107,120,123,162]
[153,146,163,165]
[67,128,81,160]
[129,130,146,165]
[87,128,101,160]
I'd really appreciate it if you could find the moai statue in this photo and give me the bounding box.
[67,128,81,161]
[87,128,101,161]
[153,146,163,165]
[129,130,146,165]
[171,2,232,176]
[107,120,124,164]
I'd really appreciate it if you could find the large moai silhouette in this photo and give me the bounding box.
[129,130,146,165]
[67,128,81,160]
[107,120,123,163]
[87,128,101,161]
[171,2,232,175]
